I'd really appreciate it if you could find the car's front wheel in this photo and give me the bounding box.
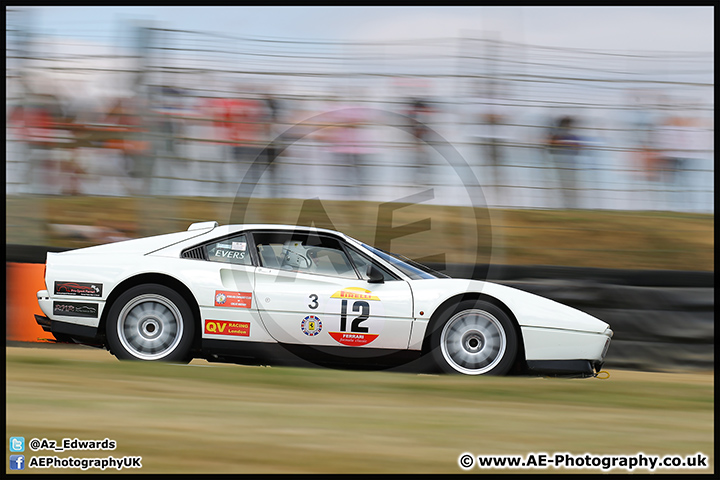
[106,284,194,362]
[430,300,517,375]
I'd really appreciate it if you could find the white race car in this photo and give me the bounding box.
[35,222,612,377]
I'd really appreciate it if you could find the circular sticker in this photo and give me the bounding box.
[301,315,322,336]
[215,292,227,305]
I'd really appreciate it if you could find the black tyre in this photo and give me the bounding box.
[106,283,195,362]
[430,299,517,375]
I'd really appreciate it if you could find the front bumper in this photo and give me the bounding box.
[522,326,613,362]
[526,359,597,378]
[522,326,613,377]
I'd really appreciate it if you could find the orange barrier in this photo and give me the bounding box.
[6,263,54,342]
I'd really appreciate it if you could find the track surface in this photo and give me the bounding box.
[6,344,714,474]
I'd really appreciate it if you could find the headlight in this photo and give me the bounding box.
[601,336,611,360]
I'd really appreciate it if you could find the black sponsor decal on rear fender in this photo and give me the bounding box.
[54,281,103,297]
[53,301,99,318]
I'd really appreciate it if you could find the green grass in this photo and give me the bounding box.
[6,195,714,271]
[6,346,714,473]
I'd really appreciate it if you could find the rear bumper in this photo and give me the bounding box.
[34,314,101,345]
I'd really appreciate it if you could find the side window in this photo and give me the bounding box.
[253,232,358,279]
[308,246,355,278]
[206,234,251,266]
[346,247,397,282]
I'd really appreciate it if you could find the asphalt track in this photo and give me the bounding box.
[6,343,714,474]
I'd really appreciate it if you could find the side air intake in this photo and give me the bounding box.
[181,246,206,260]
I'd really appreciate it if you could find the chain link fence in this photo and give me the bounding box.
[6,15,715,264]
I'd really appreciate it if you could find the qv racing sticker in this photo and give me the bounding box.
[325,287,384,346]
[204,320,250,337]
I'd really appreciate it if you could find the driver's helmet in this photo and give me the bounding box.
[281,240,309,268]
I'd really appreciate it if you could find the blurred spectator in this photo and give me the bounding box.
[625,91,663,210]
[151,86,194,195]
[316,101,376,199]
[203,94,235,161]
[655,115,695,211]
[405,97,435,186]
[545,115,583,209]
[101,96,154,195]
[58,149,85,196]
[278,103,318,195]
[466,95,511,206]
[8,91,67,193]
[260,93,283,197]
[228,87,270,185]
[154,86,186,158]
[572,119,604,209]
[198,94,235,194]
[633,137,662,183]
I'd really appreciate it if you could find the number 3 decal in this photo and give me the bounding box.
[308,294,319,310]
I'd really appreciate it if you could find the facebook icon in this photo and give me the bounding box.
[10,454,25,470]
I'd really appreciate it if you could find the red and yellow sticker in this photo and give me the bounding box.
[330,287,380,302]
[214,290,252,309]
[204,319,250,337]
[328,331,379,346]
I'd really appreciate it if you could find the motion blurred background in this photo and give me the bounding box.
[6,6,714,261]
[5,7,714,366]
[5,7,714,474]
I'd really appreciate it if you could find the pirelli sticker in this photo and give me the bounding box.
[54,281,103,297]
[214,291,252,309]
[330,288,380,301]
[204,320,250,337]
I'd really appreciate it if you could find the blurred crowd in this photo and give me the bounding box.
[5,20,713,217]
[7,81,711,214]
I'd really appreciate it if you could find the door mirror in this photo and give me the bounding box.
[367,264,385,284]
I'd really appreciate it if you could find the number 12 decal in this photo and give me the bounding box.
[339,299,369,333]
[327,289,382,347]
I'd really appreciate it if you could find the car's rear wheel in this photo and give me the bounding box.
[106,284,194,362]
[430,300,517,375]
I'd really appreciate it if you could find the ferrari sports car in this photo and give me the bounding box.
[35,222,612,377]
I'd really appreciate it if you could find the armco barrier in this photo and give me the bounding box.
[6,245,715,371]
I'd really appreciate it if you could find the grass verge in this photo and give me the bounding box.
[6,345,714,473]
